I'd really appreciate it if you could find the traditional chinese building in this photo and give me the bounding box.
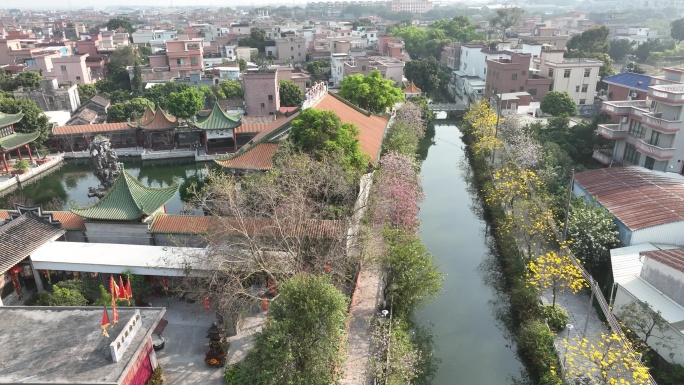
[128,106,178,150]
[189,103,242,154]
[0,111,39,173]
[70,169,178,245]
[402,81,422,98]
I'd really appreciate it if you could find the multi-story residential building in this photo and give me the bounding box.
[13,78,81,112]
[390,0,433,13]
[485,52,553,101]
[595,68,684,172]
[518,26,569,50]
[49,54,93,85]
[236,46,258,62]
[221,44,237,61]
[611,26,658,45]
[243,69,280,116]
[441,43,461,70]
[602,72,654,102]
[377,36,408,60]
[274,34,307,62]
[330,53,404,86]
[532,50,602,107]
[166,39,204,76]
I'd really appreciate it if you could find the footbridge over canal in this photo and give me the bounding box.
[428,102,467,117]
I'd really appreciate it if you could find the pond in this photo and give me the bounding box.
[0,159,214,214]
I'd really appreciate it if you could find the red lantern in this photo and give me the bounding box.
[9,266,22,299]
[204,297,210,311]
[262,298,268,311]
[325,261,331,273]
[162,276,168,292]
[268,279,275,293]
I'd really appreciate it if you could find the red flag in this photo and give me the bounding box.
[110,276,119,302]
[118,276,127,300]
[162,276,168,293]
[101,306,110,337]
[262,298,268,311]
[111,303,119,326]
[125,280,133,304]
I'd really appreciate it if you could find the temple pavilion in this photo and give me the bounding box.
[190,102,242,154]
[71,170,178,222]
[0,111,40,173]
[128,106,178,150]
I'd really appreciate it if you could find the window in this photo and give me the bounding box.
[579,99,586,104]
[512,73,517,80]
[628,120,645,138]
[644,156,655,170]
[191,57,198,65]
[576,85,580,92]
[519,86,524,91]
[260,103,265,108]
[564,69,571,78]
[548,68,554,77]
[584,68,591,77]
[291,47,294,51]
[624,143,640,165]
[528,89,537,95]
[60,65,67,71]
[76,76,81,80]
[650,130,661,146]
[176,58,183,65]
[268,94,273,101]
[581,84,588,92]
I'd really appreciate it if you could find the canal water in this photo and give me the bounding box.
[416,118,529,384]
[0,159,214,214]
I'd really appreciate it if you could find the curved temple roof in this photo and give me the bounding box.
[192,103,242,130]
[71,171,178,221]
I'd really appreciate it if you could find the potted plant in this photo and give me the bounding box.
[12,160,30,175]
[36,147,50,165]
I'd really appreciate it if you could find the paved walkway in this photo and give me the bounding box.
[340,263,383,385]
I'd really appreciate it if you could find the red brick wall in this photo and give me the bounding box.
[607,84,648,101]
[121,339,154,385]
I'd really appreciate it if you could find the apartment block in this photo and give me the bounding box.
[595,68,684,173]
[518,26,569,50]
[274,34,307,62]
[166,39,204,76]
[390,0,433,13]
[485,52,553,101]
[533,50,602,106]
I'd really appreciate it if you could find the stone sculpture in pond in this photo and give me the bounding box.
[88,136,120,198]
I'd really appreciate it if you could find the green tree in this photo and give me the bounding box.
[131,62,142,95]
[12,71,42,89]
[290,108,366,174]
[540,91,578,117]
[238,28,268,53]
[382,231,442,318]
[107,98,155,122]
[227,274,347,385]
[635,38,676,62]
[278,80,303,107]
[238,59,247,72]
[567,26,611,56]
[567,199,619,270]
[489,7,524,41]
[167,88,204,121]
[609,39,635,61]
[404,56,448,94]
[107,17,136,35]
[0,96,50,143]
[616,300,676,356]
[77,84,97,101]
[214,80,243,99]
[339,70,404,113]
[671,18,684,43]
[106,45,137,75]
[306,60,323,75]
[51,287,88,306]
[382,121,419,156]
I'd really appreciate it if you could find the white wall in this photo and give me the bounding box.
[84,222,153,245]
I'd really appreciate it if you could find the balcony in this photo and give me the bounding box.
[170,63,192,70]
[592,149,614,165]
[596,124,627,140]
[635,138,676,160]
[601,100,650,116]
[650,85,684,103]
[640,112,682,133]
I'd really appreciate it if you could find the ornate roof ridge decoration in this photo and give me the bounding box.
[0,130,40,151]
[130,107,178,130]
[71,170,179,221]
[0,111,24,128]
[138,105,156,126]
[192,102,242,130]
[7,204,62,228]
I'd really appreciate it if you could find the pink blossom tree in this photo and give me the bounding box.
[372,152,424,235]
[393,102,426,139]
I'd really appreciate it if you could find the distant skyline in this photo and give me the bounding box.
[4,0,475,10]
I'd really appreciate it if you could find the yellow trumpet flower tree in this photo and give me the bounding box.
[527,250,587,307]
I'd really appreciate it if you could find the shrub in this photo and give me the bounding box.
[541,304,569,332]
[539,371,563,385]
[14,159,30,171]
[146,365,163,385]
[224,364,240,385]
[518,319,557,374]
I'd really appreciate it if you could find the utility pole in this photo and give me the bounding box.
[561,169,575,243]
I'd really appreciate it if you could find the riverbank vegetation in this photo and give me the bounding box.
[461,100,653,385]
[365,100,442,384]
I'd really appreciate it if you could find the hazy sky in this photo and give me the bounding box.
[6,0,379,9]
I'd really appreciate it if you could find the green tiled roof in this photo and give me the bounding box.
[0,131,40,151]
[192,103,241,130]
[0,112,24,128]
[71,171,178,221]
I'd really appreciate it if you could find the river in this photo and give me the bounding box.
[0,159,213,214]
[416,118,529,384]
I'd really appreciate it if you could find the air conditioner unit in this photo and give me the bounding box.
[621,116,628,123]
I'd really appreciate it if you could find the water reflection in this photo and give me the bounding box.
[415,123,529,385]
